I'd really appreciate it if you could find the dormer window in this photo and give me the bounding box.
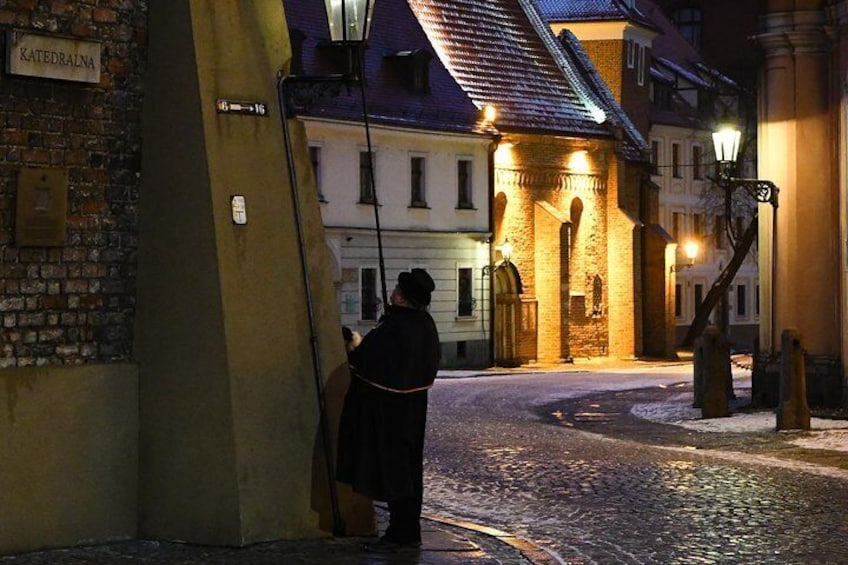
[385,49,432,93]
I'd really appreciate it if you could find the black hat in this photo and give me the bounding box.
[397,268,435,307]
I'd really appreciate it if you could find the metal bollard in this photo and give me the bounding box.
[776,328,811,431]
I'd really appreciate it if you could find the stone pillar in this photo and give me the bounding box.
[777,329,811,430]
[757,4,840,358]
[135,0,372,546]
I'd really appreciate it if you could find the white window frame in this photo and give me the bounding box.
[457,156,474,209]
[358,147,377,204]
[627,40,635,69]
[455,264,476,319]
[359,266,381,323]
[409,152,428,208]
[637,44,646,86]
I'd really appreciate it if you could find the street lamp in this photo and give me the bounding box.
[671,239,699,272]
[711,122,779,357]
[499,238,514,264]
[712,123,778,208]
[277,0,378,537]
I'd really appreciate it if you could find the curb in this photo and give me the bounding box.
[423,513,566,565]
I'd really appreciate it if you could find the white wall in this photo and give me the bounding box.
[303,118,494,366]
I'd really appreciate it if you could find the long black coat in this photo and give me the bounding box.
[336,306,440,502]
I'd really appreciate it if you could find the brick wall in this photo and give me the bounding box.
[0,2,147,367]
[495,135,614,361]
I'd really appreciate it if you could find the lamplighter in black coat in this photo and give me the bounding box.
[336,305,440,504]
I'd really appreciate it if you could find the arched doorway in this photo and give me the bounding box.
[493,262,525,367]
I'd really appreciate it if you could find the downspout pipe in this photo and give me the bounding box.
[278,74,345,537]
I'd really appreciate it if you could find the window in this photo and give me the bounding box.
[359,150,375,203]
[693,213,704,239]
[637,44,646,86]
[675,283,683,318]
[672,143,681,178]
[715,215,726,249]
[457,267,473,317]
[692,145,703,180]
[309,145,324,201]
[457,158,473,208]
[673,7,702,50]
[672,212,683,241]
[410,155,426,207]
[694,283,704,311]
[360,267,379,321]
[650,141,661,176]
[626,40,635,69]
[736,284,747,318]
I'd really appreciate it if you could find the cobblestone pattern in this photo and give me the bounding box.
[0,2,147,367]
[424,378,848,564]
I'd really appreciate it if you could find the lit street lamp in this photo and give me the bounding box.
[712,123,779,208]
[671,239,699,272]
[711,122,779,354]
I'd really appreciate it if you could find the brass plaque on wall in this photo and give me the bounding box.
[16,168,69,247]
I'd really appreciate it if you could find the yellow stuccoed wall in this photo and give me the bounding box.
[0,364,138,555]
[135,0,372,546]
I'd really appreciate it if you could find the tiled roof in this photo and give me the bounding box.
[282,0,490,135]
[407,0,613,137]
[534,0,656,29]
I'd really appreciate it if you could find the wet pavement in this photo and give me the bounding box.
[0,504,555,564]
[424,368,848,564]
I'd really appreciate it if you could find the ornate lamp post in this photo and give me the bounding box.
[711,122,779,354]
[712,123,779,208]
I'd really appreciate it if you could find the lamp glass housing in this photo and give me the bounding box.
[325,0,375,42]
[499,239,513,262]
[712,125,741,163]
[683,240,699,263]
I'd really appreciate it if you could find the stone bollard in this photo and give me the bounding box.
[699,326,730,418]
[776,328,811,431]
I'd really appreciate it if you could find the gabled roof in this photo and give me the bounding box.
[534,0,656,30]
[282,0,489,135]
[407,0,613,137]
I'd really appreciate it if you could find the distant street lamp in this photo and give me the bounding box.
[499,238,514,264]
[277,0,378,537]
[671,239,699,272]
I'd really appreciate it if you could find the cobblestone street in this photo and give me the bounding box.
[424,368,848,564]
